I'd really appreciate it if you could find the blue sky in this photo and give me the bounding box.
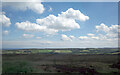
[1,2,118,48]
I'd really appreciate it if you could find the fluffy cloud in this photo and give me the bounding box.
[79,33,100,40]
[79,36,88,40]
[96,23,118,38]
[0,12,11,27]
[78,23,118,41]
[69,35,75,39]
[3,0,45,14]
[15,21,58,34]
[16,8,89,34]
[61,34,72,41]
[36,8,89,31]
[3,30,9,35]
[79,35,99,40]
[96,23,110,33]
[36,14,80,31]
[22,34,34,38]
[58,8,89,21]
[15,21,46,31]
[96,23,118,34]
[106,25,118,38]
[91,36,99,40]
[87,33,94,37]
[87,33,99,40]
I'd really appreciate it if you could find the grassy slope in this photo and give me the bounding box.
[2,54,120,74]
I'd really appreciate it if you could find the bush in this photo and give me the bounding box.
[2,61,33,73]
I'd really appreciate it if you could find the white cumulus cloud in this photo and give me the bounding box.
[79,36,88,40]
[61,34,72,41]
[78,24,118,41]
[69,35,75,39]
[87,33,94,37]
[3,0,45,14]
[0,12,11,27]
[96,23,118,38]
[36,14,80,31]
[58,8,89,21]
[15,21,47,31]
[15,21,58,34]
[16,8,89,34]
[91,36,99,40]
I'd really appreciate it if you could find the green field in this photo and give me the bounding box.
[2,48,120,55]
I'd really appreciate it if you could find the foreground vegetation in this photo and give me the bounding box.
[2,48,120,74]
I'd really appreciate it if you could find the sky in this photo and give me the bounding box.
[2,0,120,2]
[1,2,119,49]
